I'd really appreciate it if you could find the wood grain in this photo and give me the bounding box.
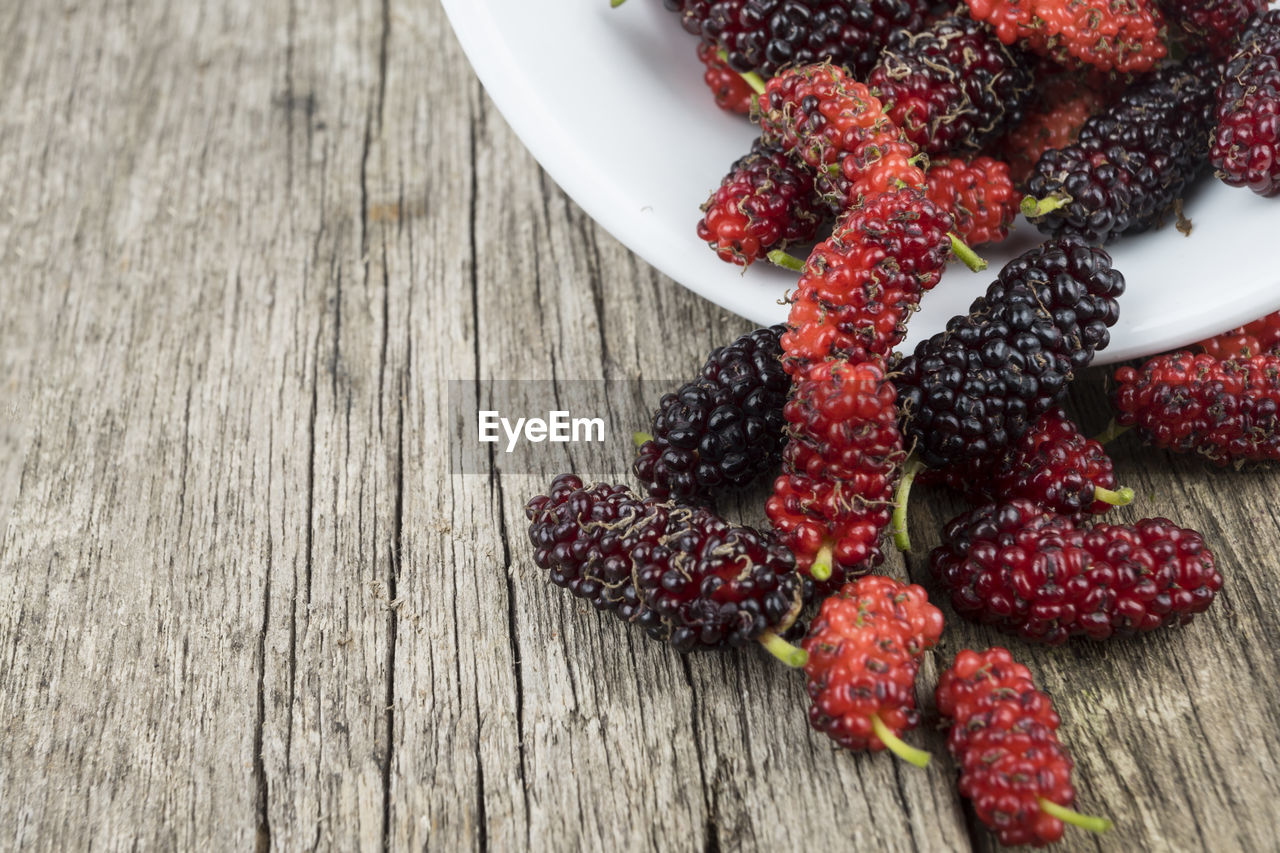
[2,1,1279,851]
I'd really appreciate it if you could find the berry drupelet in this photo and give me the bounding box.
[1197,309,1280,359]
[968,0,1167,73]
[1158,0,1268,56]
[1023,58,1219,244]
[634,326,790,504]
[767,359,906,587]
[931,499,1223,644]
[924,156,1020,246]
[803,575,944,765]
[928,407,1132,516]
[868,16,1034,155]
[936,647,1113,846]
[697,140,826,266]
[526,475,811,661]
[1114,350,1280,464]
[897,237,1125,470]
[664,0,934,79]
[697,40,757,115]
[1211,10,1280,197]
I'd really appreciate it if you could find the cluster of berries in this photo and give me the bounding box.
[640,0,1280,267]
[520,1,1280,842]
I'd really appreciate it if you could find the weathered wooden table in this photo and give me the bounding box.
[4,2,1279,850]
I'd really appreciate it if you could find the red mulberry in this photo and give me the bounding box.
[936,647,1113,846]
[1211,10,1280,196]
[1114,350,1280,464]
[803,575,944,763]
[931,499,1223,644]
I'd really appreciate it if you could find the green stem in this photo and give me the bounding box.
[892,456,926,553]
[1094,485,1135,507]
[611,0,627,6]
[758,630,808,667]
[1092,421,1131,446]
[1021,192,1072,219]
[870,714,931,768]
[810,543,834,583]
[633,431,654,448]
[1037,798,1113,834]
[768,249,806,272]
[948,233,987,272]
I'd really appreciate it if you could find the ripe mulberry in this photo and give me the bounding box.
[1211,10,1280,197]
[634,326,790,504]
[897,237,1124,470]
[997,87,1104,185]
[1023,58,1219,244]
[755,63,924,211]
[928,407,1132,516]
[868,16,1034,155]
[803,575,944,764]
[931,499,1223,644]
[526,475,811,659]
[1113,350,1280,464]
[781,187,956,376]
[664,0,933,78]
[936,647,1113,846]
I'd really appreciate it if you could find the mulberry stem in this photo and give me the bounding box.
[810,542,834,582]
[758,630,808,667]
[1092,421,1131,446]
[1021,192,1072,218]
[948,233,987,272]
[768,249,806,272]
[633,431,654,447]
[892,456,925,553]
[1094,486,1135,507]
[1037,798,1113,834]
[871,713,931,768]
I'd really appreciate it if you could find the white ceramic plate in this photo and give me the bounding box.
[442,0,1280,363]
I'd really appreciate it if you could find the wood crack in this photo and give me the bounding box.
[679,657,718,852]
